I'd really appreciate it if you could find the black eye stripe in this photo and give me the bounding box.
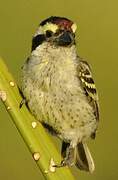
[32,34,46,51]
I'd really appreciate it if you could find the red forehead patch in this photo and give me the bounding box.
[54,19,73,31]
[40,17,74,31]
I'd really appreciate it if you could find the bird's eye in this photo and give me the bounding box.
[46,30,53,38]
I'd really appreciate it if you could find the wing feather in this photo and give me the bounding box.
[78,59,99,122]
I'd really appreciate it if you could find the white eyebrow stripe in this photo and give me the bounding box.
[42,23,58,33]
[34,23,58,37]
[71,23,77,33]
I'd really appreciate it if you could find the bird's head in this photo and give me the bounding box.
[32,16,77,51]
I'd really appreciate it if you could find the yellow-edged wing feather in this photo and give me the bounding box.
[78,59,99,123]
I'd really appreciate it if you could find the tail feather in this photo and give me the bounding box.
[76,142,95,173]
[61,141,95,173]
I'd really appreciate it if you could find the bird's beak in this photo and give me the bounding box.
[56,31,75,46]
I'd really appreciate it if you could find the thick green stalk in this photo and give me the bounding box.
[0,58,75,180]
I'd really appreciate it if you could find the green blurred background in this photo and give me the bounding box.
[0,0,118,179]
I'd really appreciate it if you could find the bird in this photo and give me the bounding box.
[20,16,99,173]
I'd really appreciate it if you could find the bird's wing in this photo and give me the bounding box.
[77,59,99,123]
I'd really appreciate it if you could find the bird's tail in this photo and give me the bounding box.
[75,142,95,173]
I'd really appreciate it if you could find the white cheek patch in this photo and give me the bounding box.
[43,23,58,33]
[34,23,58,37]
[71,23,77,33]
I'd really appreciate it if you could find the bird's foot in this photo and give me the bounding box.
[53,145,75,168]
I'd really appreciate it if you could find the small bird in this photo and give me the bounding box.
[20,16,99,173]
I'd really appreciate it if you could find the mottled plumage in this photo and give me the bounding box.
[20,16,99,173]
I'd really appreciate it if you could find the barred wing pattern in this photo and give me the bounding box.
[78,59,99,122]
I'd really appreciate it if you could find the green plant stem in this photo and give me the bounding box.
[0,57,75,180]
